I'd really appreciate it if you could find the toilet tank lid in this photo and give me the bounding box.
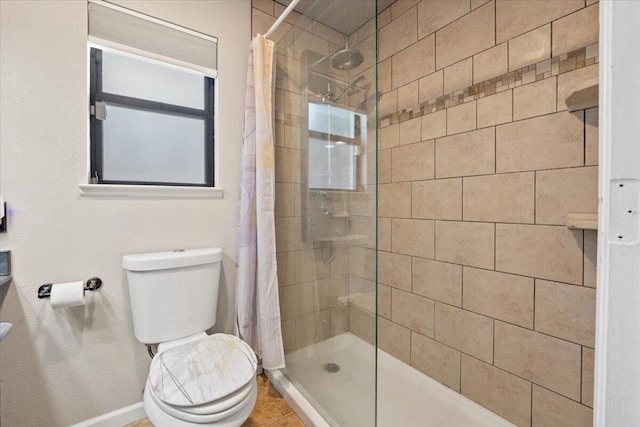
[122,247,222,271]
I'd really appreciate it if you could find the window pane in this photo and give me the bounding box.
[101,50,205,110]
[308,103,356,138]
[102,104,206,184]
[308,138,357,190]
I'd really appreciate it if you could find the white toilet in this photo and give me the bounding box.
[123,247,258,427]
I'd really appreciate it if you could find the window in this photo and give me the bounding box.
[90,48,214,186]
[87,0,218,187]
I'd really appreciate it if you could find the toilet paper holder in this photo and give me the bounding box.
[37,277,102,299]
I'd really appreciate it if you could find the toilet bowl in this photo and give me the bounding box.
[144,380,257,427]
[123,248,258,427]
[142,332,258,426]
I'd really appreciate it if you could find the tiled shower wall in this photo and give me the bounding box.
[372,1,598,426]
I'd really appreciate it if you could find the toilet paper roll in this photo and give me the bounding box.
[50,281,85,310]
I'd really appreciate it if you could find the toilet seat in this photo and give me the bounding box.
[145,333,258,426]
[149,333,257,407]
[172,380,254,415]
[144,376,257,427]
[147,377,257,423]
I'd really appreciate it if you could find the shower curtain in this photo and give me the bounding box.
[236,35,285,370]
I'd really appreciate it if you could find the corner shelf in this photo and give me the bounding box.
[566,213,598,230]
[565,78,599,112]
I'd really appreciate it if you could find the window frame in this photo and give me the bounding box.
[89,47,215,187]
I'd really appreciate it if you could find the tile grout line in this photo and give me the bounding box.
[530,381,534,427]
[533,170,537,225]
[582,229,586,286]
[461,177,465,221]
[493,222,497,271]
[459,343,463,392]
[433,291,437,343]
[580,345,585,404]
[492,318,496,366]
[511,83,515,122]
[494,0,497,47]
[433,218,438,260]
[461,266,465,309]
[550,11,554,59]
[493,125,497,272]
[532,278,537,334]
[583,108,588,166]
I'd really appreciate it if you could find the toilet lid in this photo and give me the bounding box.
[149,334,257,407]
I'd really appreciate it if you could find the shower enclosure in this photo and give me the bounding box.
[263,0,600,426]
[269,1,378,425]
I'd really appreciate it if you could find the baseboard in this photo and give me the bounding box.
[70,402,146,427]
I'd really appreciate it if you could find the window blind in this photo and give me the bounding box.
[88,0,217,77]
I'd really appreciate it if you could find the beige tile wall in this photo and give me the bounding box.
[375,1,598,425]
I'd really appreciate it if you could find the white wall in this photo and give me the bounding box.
[0,1,251,425]
[595,1,640,426]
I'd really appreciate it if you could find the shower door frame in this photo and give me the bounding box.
[268,1,379,426]
[594,1,640,426]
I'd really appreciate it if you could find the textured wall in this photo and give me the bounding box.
[0,1,250,425]
[375,1,598,426]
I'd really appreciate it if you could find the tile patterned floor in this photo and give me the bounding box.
[124,374,305,427]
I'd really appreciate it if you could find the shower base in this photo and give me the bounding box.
[267,332,515,427]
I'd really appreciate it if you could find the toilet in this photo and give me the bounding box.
[123,247,258,427]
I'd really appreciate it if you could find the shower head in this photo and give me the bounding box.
[308,42,365,71]
[330,43,364,71]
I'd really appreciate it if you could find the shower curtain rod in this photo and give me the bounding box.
[264,0,301,39]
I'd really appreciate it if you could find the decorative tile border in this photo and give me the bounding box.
[379,43,599,128]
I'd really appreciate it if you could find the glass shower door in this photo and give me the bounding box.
[272,1,378,425]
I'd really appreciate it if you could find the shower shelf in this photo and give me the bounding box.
[564,78,599,112]
[337,292,375,313]
[566,213,598,230]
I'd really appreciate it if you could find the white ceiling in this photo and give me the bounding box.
[277,0,396,35]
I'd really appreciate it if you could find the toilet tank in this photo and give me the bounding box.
[122,247,223,344]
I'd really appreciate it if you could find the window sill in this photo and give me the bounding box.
[78,184,224,199]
